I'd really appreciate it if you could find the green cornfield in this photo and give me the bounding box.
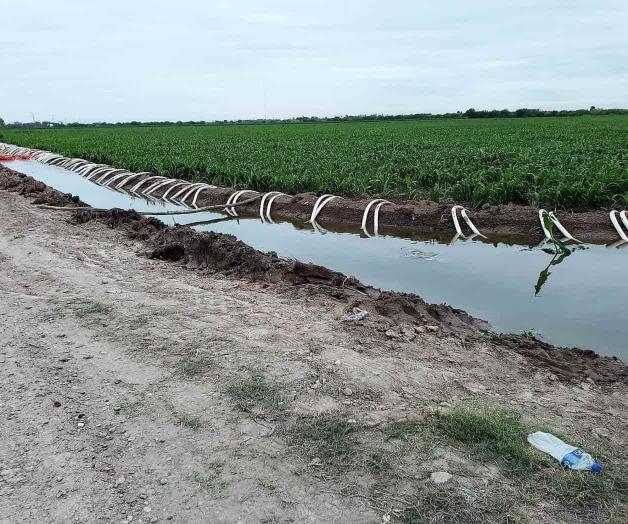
[4,116,627,210]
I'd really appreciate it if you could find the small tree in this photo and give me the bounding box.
[0,117,5,127]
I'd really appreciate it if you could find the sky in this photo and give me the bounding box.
[1,0,626,123]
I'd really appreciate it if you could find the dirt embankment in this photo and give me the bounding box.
[1,166,626,384]
[111,175,622,244]
[0,170,86,207]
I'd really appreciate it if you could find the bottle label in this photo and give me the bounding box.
[560,449,584,468]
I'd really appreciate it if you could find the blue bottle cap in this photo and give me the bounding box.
[591,463,602,473]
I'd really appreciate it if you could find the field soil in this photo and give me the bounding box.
[1,169,627,523]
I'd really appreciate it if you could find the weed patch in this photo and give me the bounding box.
[46,300,68,319]
[120,399,144,416]
[73,299,113,318]
[429,405,627,520]
[365,451,391,474]
[397,484,525,524]
[529,468,628,520]
[382,420,425,441]
[176,412,203,429]
[189,464,227,491]
[433,407,544,476]
[227,374,285,415]
[177,355,213,377]
[306,341,324,355]
[288,415,356,468]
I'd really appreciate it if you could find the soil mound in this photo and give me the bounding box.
[495,334,627,384]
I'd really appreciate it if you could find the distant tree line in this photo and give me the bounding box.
[2,106,627,129]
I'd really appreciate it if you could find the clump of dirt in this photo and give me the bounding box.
[1,165,626,384]
[149,226,283,281]
[494,334,627,384]
[145,226,486,334]
[72,208,166,240]
[370,291,488,332]
[284,260,367,289]
[0,153,30,161]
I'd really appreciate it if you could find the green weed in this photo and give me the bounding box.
[433,407,543,476]
[306,340,325,355]
[382,420,425,441]
[227,374,285,414]
[430,406,627,520]
[120,399,144,416]
[73,300,113,318]
[176,412,203,429]
[288,415,356,467]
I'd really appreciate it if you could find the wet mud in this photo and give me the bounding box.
[1,165,626,383]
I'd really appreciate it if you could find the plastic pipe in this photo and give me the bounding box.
[451,205,485,238]
[310,194,340,223]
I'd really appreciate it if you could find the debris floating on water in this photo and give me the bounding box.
[402,248,439,260]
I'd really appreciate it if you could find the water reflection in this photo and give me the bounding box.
[533,244,590,296]
[534,250,571,296]
[185,215,239,228]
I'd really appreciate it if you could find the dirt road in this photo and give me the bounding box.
[1,187,626,523]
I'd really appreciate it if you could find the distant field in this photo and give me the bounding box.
[4,116,627,210]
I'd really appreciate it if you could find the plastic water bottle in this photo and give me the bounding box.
[527,431,601,472]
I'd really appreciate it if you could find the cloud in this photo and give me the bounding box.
[1,0,626,122]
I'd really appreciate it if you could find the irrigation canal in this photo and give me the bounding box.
[3,159,626,361]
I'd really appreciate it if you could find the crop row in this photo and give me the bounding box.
[4,116,627,210]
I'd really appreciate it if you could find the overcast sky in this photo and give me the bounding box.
[1,0,626,123]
